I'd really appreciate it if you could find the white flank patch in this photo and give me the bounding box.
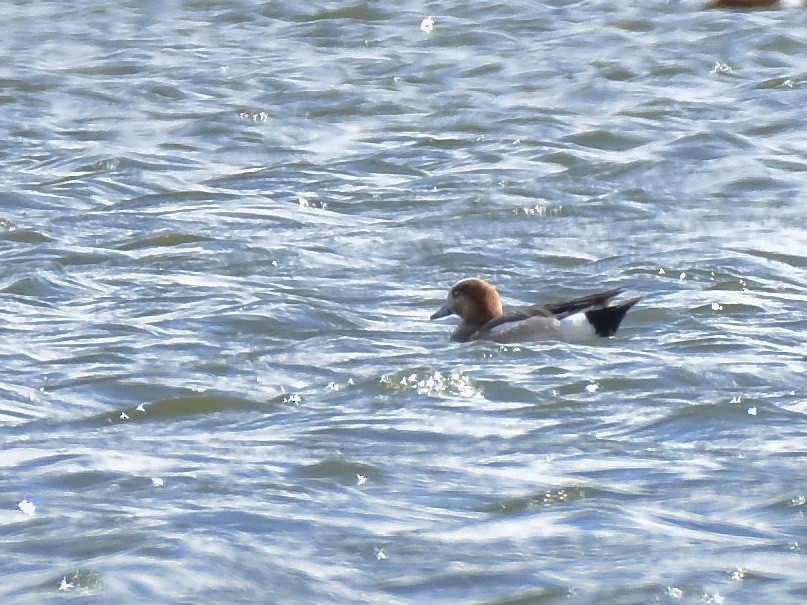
[559,312,595,340]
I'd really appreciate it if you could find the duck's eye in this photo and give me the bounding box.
[451,289,460,298]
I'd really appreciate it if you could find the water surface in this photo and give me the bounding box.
[1,1,806,603]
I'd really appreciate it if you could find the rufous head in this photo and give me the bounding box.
[430,278,504,328]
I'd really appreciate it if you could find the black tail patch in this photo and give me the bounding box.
[585,297,640,337]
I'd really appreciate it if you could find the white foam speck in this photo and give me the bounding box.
[711,61,732,75]
[18,499,36,516]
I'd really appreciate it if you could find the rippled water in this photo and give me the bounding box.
[1,1,806,603]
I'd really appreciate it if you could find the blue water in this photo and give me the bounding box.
[1,1,806,603]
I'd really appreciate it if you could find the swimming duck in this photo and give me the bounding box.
[431,278,640,343]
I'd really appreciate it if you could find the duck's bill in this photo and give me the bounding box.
[430,305,452,320]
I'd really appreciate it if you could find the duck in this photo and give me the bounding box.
[430,278,640,343]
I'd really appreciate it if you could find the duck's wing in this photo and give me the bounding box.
[540,288,625,318]
[478,305,553,333]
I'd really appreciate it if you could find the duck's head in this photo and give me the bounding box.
[430,278,504,327]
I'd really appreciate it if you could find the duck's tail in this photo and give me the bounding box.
[585,297,641,337]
